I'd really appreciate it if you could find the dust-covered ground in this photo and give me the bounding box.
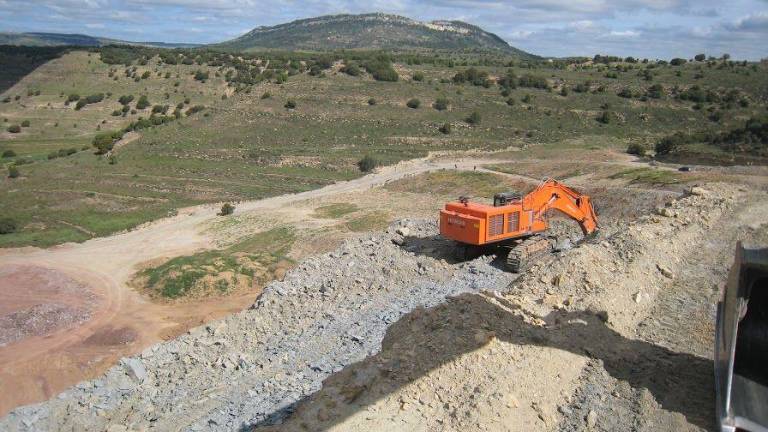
[2,177,767,431]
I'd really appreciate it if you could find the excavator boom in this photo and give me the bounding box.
[440,178,598,250]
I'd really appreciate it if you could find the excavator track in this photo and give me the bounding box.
[505,235,555,273]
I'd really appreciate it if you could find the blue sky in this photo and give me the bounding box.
[0,0,766,59]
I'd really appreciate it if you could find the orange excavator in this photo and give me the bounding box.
[439,178,598,272]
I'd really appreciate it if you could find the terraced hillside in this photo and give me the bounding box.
[1,47,766,249]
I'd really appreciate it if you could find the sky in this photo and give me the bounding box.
[0,0,767,59]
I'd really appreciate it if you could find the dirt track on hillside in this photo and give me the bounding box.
[0,155,526,415]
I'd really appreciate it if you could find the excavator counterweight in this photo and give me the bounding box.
[439,178,598,272]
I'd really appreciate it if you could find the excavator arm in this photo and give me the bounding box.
[524,179,599,236]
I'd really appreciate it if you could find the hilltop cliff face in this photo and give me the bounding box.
[216,13,535,57]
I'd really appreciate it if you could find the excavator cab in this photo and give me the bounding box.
[493,192,522,207]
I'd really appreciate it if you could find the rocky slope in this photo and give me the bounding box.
[2,182,766,431]
[216,13,535,57]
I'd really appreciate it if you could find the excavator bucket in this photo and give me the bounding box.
[715,242,768,432]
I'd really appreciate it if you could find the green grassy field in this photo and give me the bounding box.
[1,49,765,247]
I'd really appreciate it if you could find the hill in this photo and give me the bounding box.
[0,32,200,48]
[216,13,536,57]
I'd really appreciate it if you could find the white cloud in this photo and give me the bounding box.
[608,29,640,37]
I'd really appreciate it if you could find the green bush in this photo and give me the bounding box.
[465,111,481,125]
[412,71,425,81]
[284,99,296,109]
[0,217,18,234]
[341,63,361,76]
[194,70,209,82]
[92,130,124,154]
[118,95,134,105]
[8,165,19,178]
[1,149,16,158]
[67,94,80,103]
[260,92,271,99]
[21,120,30,127]
[367,98,376,105]
[357,155,378,172]
[432,97,449,111]
[406,98,420,109]
[75,99,87,110]
[627,143,646,155]
[136,95,150,110]
[47,151,59,160]
[439,123,451,134]
[219,203,235,216]
[506,97,515,106]
[596,111,612,124]
[7,125,21,133]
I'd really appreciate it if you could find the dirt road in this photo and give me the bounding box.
[0,155,517,415]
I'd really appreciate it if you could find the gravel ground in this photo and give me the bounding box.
[0,220,516,431]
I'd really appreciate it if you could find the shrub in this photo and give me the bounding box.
[118,95,134,105]
[0,217,17,234]
[7,125,21,133]
[67,94,80,103]
[432,97,449,111]
[8,165,19,178]
[92,130,124,154]
[646,84,664,99]
[185,105,205,116]
[465,111,481,125]
[136,95,150,109]
[452,68,490,86]
[412,71,425,81]
[219,203,235,216]
[284,99,296,109]
[260,92,271,99]
[362,56,399,82]
[357,155,378,172]
[506,97,515,106]
[141,71,151,79]
[626,143,646,155]
[194,70,209,82]
[152,104,168,114]
[367,98,376,105]
[617,88,633,98]
[47,151,59,160]
[111,110,122,116]
[341,63,361,76]
[2,149,16,158]
[670,58,687,66]
[75,99,87,110]
[517,74,549,90]
[406,98,420,109]
[439,123,451,134]
[596,111,611,124]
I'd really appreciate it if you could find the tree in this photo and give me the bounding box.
[284,99,296,109]
[7,165,19,178]
[465,111,481,125]
[406,98,421,109]
[694,53,706,62]
[432,98,449,111]
[438,123,451,134]
[357,155,378,172]
[219,203,235,216]
[670,58,687,66]
[0,217,17,234]
[7,125,21,133]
